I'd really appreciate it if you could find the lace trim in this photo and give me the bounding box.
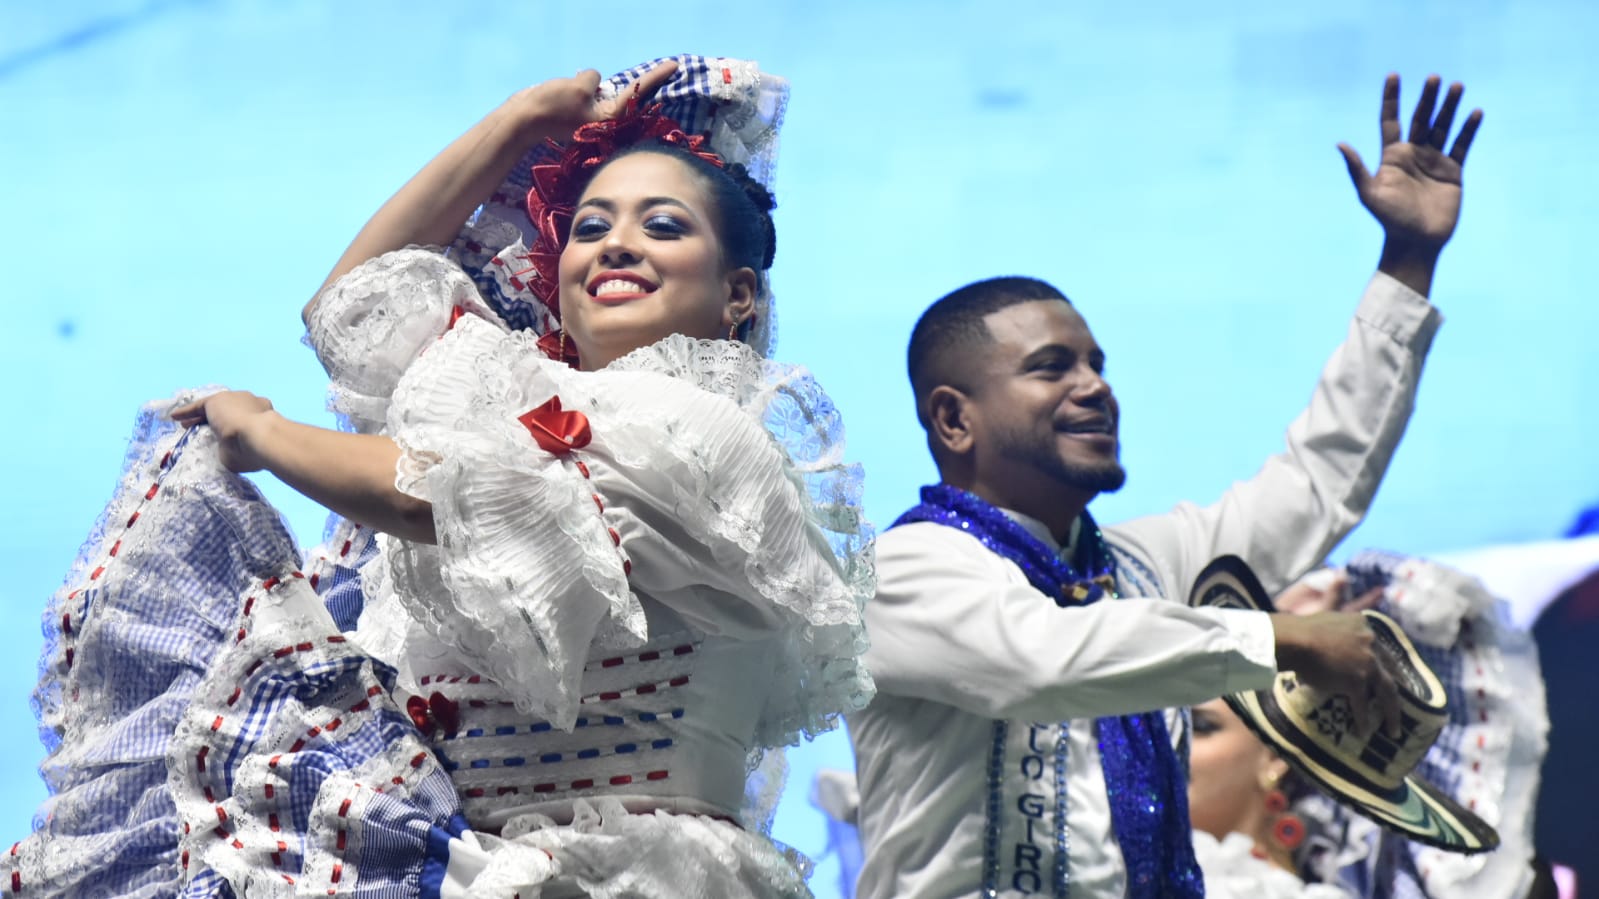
[453,797,810,898]
[1359,556,1544,896]
[15,398,299,898]
[604,334,875,746]
[304,246,504,433]
[383,320,643,730]
[166,569,448,893]
[1193,831,1355,899]
[376,325,871,747]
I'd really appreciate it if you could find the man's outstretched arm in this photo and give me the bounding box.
[1114,73,1483,597]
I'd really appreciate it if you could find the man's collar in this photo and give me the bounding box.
[999,507,1081,559]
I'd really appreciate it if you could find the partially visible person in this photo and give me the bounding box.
[1188,554,1551,899]
[1188,696,1356,899]
[1531,564,1599,895]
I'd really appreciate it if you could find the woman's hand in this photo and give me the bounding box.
[512,59,680,144]
[171,391,281,473]
[310,58,679,319]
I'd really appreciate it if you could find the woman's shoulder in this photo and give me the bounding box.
[597,335,844,450]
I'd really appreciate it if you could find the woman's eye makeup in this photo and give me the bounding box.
[570,212,687,240]
[1190,712,1221,735]
[572,216,610,239]
[644,213,686,235]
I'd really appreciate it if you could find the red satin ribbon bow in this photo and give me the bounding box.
[405,692,461,739]
[518,396,592,455]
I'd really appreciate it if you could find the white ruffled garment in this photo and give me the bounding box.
[307,245,875,841]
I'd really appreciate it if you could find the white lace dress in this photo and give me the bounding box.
[1193,832,1354,899]
[5,245,874,899]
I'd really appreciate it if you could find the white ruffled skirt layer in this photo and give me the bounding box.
[3,402,811,898]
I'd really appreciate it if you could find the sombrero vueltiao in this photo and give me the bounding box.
[1189,555,1500,854]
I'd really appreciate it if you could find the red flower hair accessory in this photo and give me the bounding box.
[521,99,726,363]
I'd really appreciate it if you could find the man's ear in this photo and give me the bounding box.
[723,267,758,327]
[927,385,976,456]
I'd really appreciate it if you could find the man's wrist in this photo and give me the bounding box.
[1377,238,1443,298]
[1269,613,1307,673]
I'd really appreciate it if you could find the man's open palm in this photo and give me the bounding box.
[1338,74,1483,250]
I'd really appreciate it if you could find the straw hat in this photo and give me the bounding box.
[1189,555,1500,853]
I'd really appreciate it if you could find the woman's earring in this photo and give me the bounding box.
[728,319,741,342]
[1271,813,1306,850]
[1262,769,1304,850]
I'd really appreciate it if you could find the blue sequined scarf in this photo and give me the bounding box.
[894,484,1203,899]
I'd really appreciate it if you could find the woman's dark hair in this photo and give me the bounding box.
[594,142,777,275]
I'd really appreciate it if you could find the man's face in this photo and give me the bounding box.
[965,300,1126,498]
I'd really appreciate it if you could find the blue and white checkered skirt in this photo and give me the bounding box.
[5,398,816,899]
[4,401,464,898]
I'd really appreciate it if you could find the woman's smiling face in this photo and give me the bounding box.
[557,151,754,369]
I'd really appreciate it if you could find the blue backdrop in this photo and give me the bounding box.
[3,3,1595,895]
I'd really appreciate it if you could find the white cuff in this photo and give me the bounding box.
[1358,270,1443,351]
[1216,607,1278,693]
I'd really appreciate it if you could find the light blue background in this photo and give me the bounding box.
[3,3,1594,895]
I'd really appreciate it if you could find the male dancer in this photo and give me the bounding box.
[850,74,1481,898]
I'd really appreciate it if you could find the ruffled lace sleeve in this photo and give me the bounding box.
[376,328,874,741]
[303,247,503,433]
[606,336,875,747]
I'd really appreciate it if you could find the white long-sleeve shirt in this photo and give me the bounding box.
[849,272,1441,899]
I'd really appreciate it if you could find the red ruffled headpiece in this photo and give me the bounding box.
[522,99,725,364]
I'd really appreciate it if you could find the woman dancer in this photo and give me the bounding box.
[1187,559,1547,899]
[11,56,872,898]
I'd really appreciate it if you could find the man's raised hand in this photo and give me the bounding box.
[1338,74,1484,253]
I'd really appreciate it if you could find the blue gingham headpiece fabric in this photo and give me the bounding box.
[489,55,787,219]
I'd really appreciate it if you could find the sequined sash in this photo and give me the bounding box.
[894,485,1203,898]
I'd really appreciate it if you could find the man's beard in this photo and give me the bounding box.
[997,427,1128,495]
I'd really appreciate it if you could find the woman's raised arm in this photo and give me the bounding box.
[303,62,679,323]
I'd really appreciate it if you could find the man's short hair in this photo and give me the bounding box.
[906,276,1072,426]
